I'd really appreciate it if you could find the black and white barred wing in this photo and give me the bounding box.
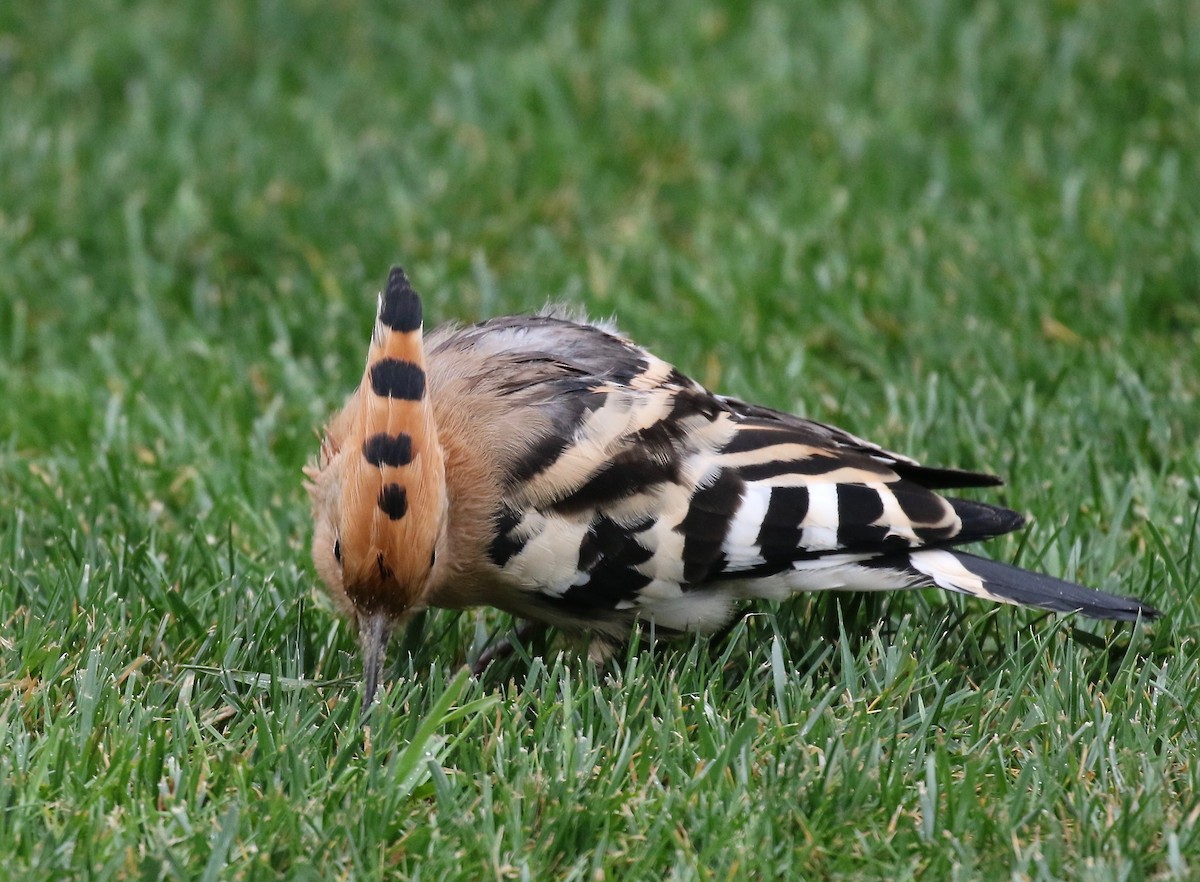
[695,416,1154,621]
[480,324,1154,628]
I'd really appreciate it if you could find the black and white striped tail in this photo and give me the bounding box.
[907,549,1160,622]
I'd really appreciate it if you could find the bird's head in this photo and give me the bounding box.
[305,266,447,708]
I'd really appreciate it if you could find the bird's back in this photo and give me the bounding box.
[416,309,1154,639]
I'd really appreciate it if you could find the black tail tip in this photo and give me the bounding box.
[1090,596,1161,623]
[951,552,1161,623]
[1064,586,1161,623]
[1131,599,1163,621]
[380,265,422,332]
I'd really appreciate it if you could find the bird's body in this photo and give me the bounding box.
[307,267,1157,702]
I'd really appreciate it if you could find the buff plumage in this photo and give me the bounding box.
[306,266,1158,705]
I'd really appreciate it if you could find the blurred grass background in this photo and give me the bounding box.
[1,0,1198,879]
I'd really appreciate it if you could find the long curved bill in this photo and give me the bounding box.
[359,611,392,712]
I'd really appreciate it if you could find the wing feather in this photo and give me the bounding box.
[454,315,1031,619]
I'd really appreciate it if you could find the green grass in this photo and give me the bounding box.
[2,0,1199,878]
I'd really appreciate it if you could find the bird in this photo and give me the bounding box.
[305,265,1159,706]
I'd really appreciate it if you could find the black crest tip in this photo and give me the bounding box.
[377,483,408,520]
[380,265,423,332]
[369,358,426,400]
[363,432,415,468]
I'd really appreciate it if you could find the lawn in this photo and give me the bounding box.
[1,0,1198,878]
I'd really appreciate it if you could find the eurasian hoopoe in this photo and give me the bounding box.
[306,266,1159,705]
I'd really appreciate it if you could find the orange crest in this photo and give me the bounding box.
[310,266,446,617]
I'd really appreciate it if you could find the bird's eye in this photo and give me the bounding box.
[334,539,343,566]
